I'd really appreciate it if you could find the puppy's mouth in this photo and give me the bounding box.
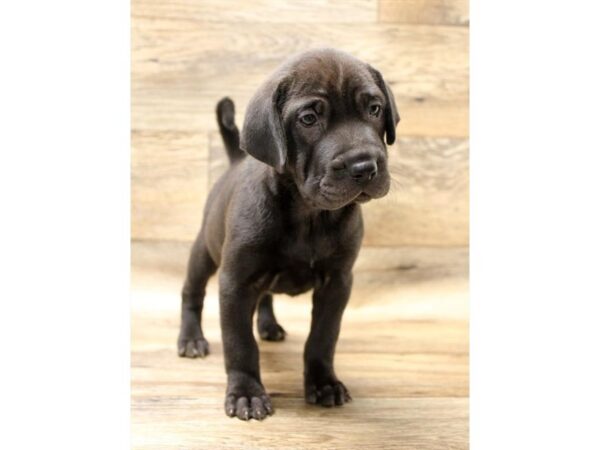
[312,181,388,210]
[299,169,390,210]
[354,192,371,203]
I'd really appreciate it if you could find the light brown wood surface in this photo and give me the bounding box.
[379,0,469,25]
[132,22,468,136]
[132,0,379,23]
[131,2,469,446]
[131,0,469,246]
[133,133,468,246]
[131,243,469,449]
[132,0,467,25]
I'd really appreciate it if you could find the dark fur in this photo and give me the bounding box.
[178,49,400,421]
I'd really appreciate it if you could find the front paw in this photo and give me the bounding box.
[225,374,274,420]
[225,392,273,421]
[178,313,209,358]
[305,377,352,407]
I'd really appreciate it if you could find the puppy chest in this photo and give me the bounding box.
[266,234,336,295]
[269,264,314,295]
[279,231,337,266]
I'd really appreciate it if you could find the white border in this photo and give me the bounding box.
[0,1,130,448]
[471,1,600,449]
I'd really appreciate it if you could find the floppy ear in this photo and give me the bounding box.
[240,77,289,172]
[368,67,400,145]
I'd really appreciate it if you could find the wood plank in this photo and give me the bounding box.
[131,242,469,320]
[132,0,378,24]
[131,339,468,399]
[131,130,208,241]
[132,21,468,138]
[362,136,469,246]
[131,241,468,278]
[379,0,469,25]
[132,396,468,449]
[134,132,468,245]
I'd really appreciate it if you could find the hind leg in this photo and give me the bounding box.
[178,235,217,358]
[257,294,286,342]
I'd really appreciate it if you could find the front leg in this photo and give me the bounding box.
[219,271,273,421]
[304,270,353,407]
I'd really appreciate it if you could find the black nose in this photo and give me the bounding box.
[349,159,377,183]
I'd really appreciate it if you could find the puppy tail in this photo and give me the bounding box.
[216,97,245,164]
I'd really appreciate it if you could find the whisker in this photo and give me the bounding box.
[387,163,408,192]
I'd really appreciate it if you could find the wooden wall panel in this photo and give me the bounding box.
[132,131,468,245]
[133,0,378,23]
[132,0,469,26]
[379,0,469,25]
[206,134,469,246]
[132,21,468,137]
[131,130,208,241]
[363,137,469,246]
[131,0,469,246]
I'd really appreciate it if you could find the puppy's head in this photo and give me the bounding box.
[241,49,400,210]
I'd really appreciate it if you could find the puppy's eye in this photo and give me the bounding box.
[299,112,317,127]
[369,104,382,117]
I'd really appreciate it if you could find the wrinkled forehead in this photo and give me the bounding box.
[282,53,384,111]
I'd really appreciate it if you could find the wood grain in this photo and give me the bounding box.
[363,136,469,246]
[134,132,468,245]
[132,21,468,137]
[131,0,469,246]
[131,242,469,317]
[133,0,378,24]
[379,0,469,25]
[131,2,469,447]
[131,130,208,240]
[131,244,469,449]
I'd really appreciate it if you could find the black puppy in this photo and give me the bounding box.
[178,48,400,421]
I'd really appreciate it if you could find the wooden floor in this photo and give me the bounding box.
[131,243,469,449]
